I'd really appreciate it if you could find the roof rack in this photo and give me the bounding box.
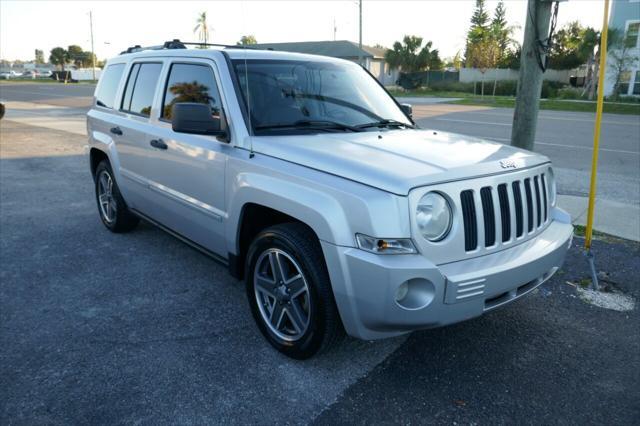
[119,39,269,55]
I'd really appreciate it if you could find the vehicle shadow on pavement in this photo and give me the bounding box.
[0,121,406,424]
[314,237,640,425]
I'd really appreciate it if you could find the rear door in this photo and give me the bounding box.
[141,58,231,256]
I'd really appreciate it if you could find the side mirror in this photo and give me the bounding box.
[400,103,413,119]
[171,103,228,140]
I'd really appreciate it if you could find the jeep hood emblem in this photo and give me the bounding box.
[500,160,518,169]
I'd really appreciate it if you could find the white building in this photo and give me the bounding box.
[604,0,640,96]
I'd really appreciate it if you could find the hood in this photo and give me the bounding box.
[251,129,549,195]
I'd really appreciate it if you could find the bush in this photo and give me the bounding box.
[611,95,640,104]
[556,87,586,100]
[540,81,564,99]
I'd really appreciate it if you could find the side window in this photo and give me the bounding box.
[95,63,125,109]
[120,63,162,117]
[162,63,222,120]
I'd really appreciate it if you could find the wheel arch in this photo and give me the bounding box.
[226,174,353,279]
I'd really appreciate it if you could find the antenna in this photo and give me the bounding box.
[333,18,337,41]
[240,1,254,158]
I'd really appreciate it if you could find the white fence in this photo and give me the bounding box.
[460,68,574,84]
[70,68,102,81]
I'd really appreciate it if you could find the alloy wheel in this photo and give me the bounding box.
[253,248,311,342]
[97,170,117,224]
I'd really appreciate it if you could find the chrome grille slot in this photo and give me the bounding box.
[480,187,496,247]
[524,178,534,233]
[460,190,478,251]
[534,176,542,228]
[541,173,548,223]
[497,184,511,242]
[512,181,524,238]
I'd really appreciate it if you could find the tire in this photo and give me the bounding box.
[94,160,139,233]
[245,223,344,359]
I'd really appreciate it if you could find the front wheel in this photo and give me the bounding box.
[245,223,343,359]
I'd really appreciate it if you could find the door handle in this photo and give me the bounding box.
[110,126,123,136]
[150,138,168,150]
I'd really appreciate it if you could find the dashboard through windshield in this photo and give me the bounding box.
[232,59,412,135]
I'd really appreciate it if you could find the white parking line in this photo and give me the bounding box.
[488,136,639,155]
[0,88,86,98]
[435,118,511,126]
[425,110,639,126]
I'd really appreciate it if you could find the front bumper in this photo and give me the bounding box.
[321,218,573,340]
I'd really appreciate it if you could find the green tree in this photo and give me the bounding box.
[35,49,45,64]
[194,12,210,45]
[548,22,597,70]
[467,0,490,45]
[237,35,257,45]
[385,35,442,72]
[67,45,84,67]
[49,47,69,70]
[465,0,493,66]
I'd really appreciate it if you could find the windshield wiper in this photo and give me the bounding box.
[356,119,415,129]
[255,119,363,132]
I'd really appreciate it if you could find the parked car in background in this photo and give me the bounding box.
[0,70,22,79]
[87,40,573,359]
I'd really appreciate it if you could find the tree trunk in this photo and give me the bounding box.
[588,58,599,101]
[581,53,594,97]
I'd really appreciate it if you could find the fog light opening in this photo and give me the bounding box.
[394,278,435,310]
[395,282,409,302]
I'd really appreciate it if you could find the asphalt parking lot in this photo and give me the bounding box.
[1,86,639,424]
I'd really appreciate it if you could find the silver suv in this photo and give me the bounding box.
[87,40,573,359]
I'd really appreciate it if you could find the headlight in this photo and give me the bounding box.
[356,234,417,254]
[546,167,557,206]
[416,192,452,241]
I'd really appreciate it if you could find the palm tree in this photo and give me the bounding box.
[193,12,210,45]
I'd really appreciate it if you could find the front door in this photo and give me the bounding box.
[140,59,230,256]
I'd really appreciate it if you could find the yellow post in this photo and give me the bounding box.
[585,0,610,251]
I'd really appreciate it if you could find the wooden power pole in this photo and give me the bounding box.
[510,0,555,151]
[89,11,96,81]
[358,0,363,66]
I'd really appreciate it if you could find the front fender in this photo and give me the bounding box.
[225,154,412,255]
[226,172,350,251]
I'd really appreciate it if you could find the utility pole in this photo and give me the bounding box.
[358,0,363,66]
[89,11,96,81]
[510,0,555,151]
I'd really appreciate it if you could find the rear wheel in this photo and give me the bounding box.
[245,223,343,359]
[94,160,139,233]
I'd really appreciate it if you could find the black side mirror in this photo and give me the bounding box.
[171,103,228,141]
[400,103,413,119]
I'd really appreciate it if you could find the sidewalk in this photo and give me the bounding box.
[1,101,87,136]
[558,194,640,241]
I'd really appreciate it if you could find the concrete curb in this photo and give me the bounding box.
[558,194,640,242]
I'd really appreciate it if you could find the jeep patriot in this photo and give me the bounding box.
[87,40,573,359]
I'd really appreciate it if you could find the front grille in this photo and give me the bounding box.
[461,171,551,252]
[460,190,478,251]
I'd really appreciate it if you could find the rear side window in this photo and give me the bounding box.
[161,63,221,120]
[121,62,162,117]
[95,64,124,109]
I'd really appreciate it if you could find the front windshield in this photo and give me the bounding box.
[232,59,412,134]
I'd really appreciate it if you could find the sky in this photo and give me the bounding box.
[0,0,607,62]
